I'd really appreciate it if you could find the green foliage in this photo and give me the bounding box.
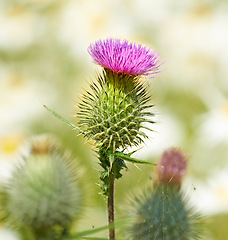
[43,104,86,136]
[98,147,127,197]
[98,147,155,197]
[206,214,228,240]
[129,184,202,240]
[43,103,155,197]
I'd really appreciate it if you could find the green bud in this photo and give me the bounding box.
[78,69,154,152]
[4,152,82,234]
[128,184,202,240]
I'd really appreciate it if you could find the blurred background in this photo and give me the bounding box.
[0,0,228,239]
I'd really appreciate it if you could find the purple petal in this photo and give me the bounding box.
[88,38,162,76]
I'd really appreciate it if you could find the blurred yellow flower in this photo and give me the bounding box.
[0,134,23,155]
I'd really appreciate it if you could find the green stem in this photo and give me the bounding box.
[107,172,115,240]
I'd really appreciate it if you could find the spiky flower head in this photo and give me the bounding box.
[78,39,161,152]
[3,151,82,235]
[128,184,202,240]
[88,38,161,76]
[78,39,162,195]
[156,148,187,186]
[28,134,59,155]
[78,70,154,152]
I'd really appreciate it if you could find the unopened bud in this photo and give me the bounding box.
[156,148,187,186]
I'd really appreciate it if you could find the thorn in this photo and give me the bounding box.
[134,164,141,171]
[168,175,174,183]
[38,99,45,107]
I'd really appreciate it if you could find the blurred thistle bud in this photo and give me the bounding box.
[128,184,202,240]
[2,139,82,238]
[127,148,203,239]
[156,148,187,186]
[28,134,59,155]
[78,38,162,152]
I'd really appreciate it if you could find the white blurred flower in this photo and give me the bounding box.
[58,0,109,58]
[0,134,25,183]
[0,70,55,133]
[58,0,134,59]
[160,4,228,90]
[132,109,185,160]
[198,100,228,145]
[129,0,171,24]
[0,7,41,50]
[188,170,228,215]
[0,228,19,240]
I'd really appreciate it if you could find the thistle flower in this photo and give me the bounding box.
[156,148,187,186]
[78,39,162,153]
[78,38,161,198]
[128,149,202,240]
[128,184,202,240]
[1,149,82,239]
[88,38,161,76]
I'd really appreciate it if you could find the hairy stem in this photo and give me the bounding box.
[107,172,115,240]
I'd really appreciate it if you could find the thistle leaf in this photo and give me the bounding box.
[43,105,86,135]
[108,151,115,168]
[64,219,128,239]
[63,225,109,239]
[115,152,156,165]
[81,238,108,240]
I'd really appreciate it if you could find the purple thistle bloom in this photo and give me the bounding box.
[88,38,162,76]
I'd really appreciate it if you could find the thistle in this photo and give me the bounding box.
[80,39,161,150]
[129,148,202,240]
[44,38,162,240]
[77,38,161,240]
[75,39,161,207]
[1,136,82,240]
[88,38,161,76]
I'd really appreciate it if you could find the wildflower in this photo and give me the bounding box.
[128,184,201,240]
[78,38,162,198]
[3,149,82,235]
[128,149,202,240]
[78,38,163,152]
[88,38,161,76]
